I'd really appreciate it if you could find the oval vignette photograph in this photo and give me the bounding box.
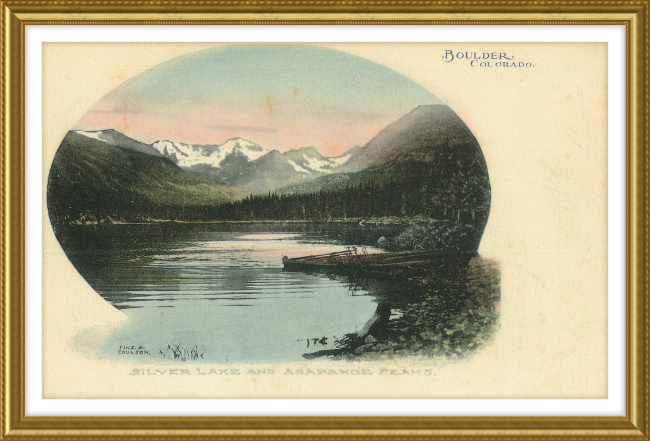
[41,42,608,400]
[46,44,499,364]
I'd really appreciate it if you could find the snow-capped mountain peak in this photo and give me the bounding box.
[69,128,358,194]
[73,129,163,157]
[287,160,311,174]
[330,153,352,166]
[74,129,112,143]
[219,138,265,156]
[281,147,352,174]
[149,136,356,193]
[303,153,335,173]
[151,138,267,168]
[151,140,191,158]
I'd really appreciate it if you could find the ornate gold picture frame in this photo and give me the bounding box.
[2,1,646,439]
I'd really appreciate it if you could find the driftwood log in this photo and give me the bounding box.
[302,302,392,360]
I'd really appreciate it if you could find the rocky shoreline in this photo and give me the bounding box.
[305,256,501,362]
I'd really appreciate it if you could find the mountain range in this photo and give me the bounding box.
[48,105,491,246]
[70,130,356,193]
[153,139,354,193]
[67,105,463,196]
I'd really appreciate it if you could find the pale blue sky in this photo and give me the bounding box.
[78,44,442,155]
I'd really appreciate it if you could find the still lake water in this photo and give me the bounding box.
[67,227,385,363]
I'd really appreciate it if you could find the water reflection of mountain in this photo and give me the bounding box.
[304,256,501,361]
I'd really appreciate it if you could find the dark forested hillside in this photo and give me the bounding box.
[206,167,485,226]
[47,131,249,227]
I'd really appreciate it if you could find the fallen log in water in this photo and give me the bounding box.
[302,303,392,360]
[283,250,475,277]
